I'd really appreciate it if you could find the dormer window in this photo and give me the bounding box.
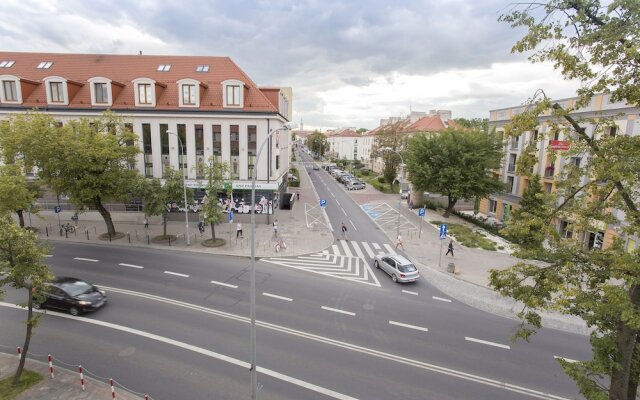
[222,79,245,108]
[177,79,201,107]
[50,82,63,102]
[87,77,114,107]
[132,78,158,107]
[0,75,21,103]
[139,84,152,104]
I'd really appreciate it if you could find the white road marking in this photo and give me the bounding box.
[45,255,53,258]
[402,290,419,296]
[372,243,381,250]
[553,356,579,363]
[349,220,357,231]
[73,257,99,262]
[361,242,375,258]
[351,242,366,261]
[118,263,144,269]
[389,320,429,332]
[321,306,356,316]
[465,337,511,350]
[383,244,396,254]
[335,200,341,206]
[0,302,356,400]
[5,290,569,400]
[432,296,452,303]
[331,244,340,255]
[210,280,238,288]
[339,240,353,257]
[262,292,293,302]
[164,271,190,278]
[341,207,347,216]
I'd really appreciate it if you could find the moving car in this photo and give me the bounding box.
[34,277,107,316]
[373,254,420,283]
[312,164,320,170]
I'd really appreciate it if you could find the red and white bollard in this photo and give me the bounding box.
[110,378,116,399]
[79,365,85,391]
[47,354,54,379]
[16,347,21,359]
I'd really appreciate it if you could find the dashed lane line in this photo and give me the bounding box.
[164,271,190,278]
[349,220,357,231]
[45,255,53,258]
[389,321,429,332]
[321,306,356,316]
[465,337,511,350]
[210,280,238,289]
[553,356,579,363]
[432,296,452,303]
[402,290,419,296]
[262,292,293,302]
[73,257,99,262]
[118,263,144,269]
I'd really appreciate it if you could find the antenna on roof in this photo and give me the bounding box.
[139,50,142,55]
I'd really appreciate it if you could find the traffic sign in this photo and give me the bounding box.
[439,224,448,239]
[229,210,234,223]
[418,208,426,217]
[54,206,62,214]
[320,199,327,208]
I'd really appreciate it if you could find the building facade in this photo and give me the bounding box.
[326,129,375,167]
[482,94,639,252]
[0,52,292,213]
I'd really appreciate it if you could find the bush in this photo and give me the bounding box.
[377,176,385,184]
[360,169,372,176]
[451,210,507,238]
[288,167,300,187]
[422,198,442,210]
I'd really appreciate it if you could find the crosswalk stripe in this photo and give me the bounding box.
[372,243,381,250]
[339,240,353,257]
[361,242,375,258]
[351,242,366,261]
[331,244,339,255]
[383,244,396,254]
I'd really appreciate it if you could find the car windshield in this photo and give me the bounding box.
[60,281,93,296]
[398,264,417,273]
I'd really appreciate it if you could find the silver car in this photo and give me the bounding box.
[373,254,420,283]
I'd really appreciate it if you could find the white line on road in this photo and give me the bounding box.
[383,244,396,254]
[335,200,341,206]
[73,257,99,262]
[389,320,429,332]
[339,240,353,257]
[465,337,510,350]
[341,207,347,216]
[210,280,238,288]
[553,355,579,363]
[349,220,357,231]
[361,242,375,258]
[45,255,53,258]
[321,306,356,316]
[372,243,381,250]
[164,271,190,278]
[402,290,419,296]
[118,263,144,269]
[432,296,452,303]
[262,292,293,302]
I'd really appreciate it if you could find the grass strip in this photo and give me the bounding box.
[432,221,496,251]
[0,369,43,400]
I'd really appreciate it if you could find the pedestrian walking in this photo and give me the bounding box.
[445,240,454,257]
[273,219,278,237]
[236,222,243,238]
[197,221,205,236]
[71,212,79,227]
[296,189,300,200]
[395,234,405,250]
[143,217,149,229]
[341,222,348,241]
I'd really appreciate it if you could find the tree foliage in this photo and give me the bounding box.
[0,164,41,228]
[405,129,504,217]
[306,131,329,157]
[490,2,640,399]
[0,213,53,386]
[199,158,228,240]
[454,117,489,133]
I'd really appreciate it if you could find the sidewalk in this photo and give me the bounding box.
[0,353,142,399]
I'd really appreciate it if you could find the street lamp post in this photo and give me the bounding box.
[166,130,190,246]
[381,147,404,239]
[250,122,294,399]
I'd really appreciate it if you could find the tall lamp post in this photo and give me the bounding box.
[250,122,294,399]
[166,130,190,245]
[381,147,404,239]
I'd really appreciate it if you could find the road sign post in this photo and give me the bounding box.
[438,224,447,268]
[319,199,327,208]
[418,208,425,238]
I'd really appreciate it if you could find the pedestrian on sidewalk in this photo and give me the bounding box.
[273,219,278,237]
[143,217,149,229]
[395,234,405,250]
[446,240,454,257]
[71,212,79,227]
[197,221,205,236]
[236,222,243,238]
[296,189,300,200]
[341,222,348,241]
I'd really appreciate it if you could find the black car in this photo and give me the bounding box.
[34,277,107,316]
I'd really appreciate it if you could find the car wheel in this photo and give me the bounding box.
[374,260,380,269]
[69,306,80,316]
[392,274,398,283]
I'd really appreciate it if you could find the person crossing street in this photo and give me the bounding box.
[340,222,348,241]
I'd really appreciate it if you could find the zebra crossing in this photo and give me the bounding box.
[262,240,397,287]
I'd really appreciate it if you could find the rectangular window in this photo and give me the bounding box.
[160,124,169,155]
[138,84,152,104]
[212,125,222,156]
[511,136,519,150]
[182,84,196,105]
[559,220,573,239]
[177,124,187,175]
[142,123,153,177]
[608,126,617,137]
[248,125,257,155]
[508,154,517,173]
[2,80,17,101]
[489,199,497,213]
[230,125,239,156]
[94,82,108,104]
[195,125,204,155]
[50,82,63,103]
[553,130,560,141]
[506,176,514,193]
[226,85,240,106]
[276,155,280,170]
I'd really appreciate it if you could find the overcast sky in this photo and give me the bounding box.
[0,0,581,131]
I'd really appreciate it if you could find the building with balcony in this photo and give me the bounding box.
[326,128,375,168]
[0,52,292,214]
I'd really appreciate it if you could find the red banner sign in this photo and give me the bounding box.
[549,140,570,151]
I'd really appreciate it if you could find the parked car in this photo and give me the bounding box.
[34,277,107,316]
[312,164,320,170]
[401,190,409,199]
[373,254,420,283]
[348,181,365,190]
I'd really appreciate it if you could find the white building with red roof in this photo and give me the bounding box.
[0,51,292,212]
[326,129,375,167]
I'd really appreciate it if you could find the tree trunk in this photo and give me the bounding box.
[443,197,457,218]
[626,338,640,400]
[16,210,25,228]
[13,289,34,387]
[162,214,167,237]
[609,285,640,400]
[210,222,216,240]
[94,196,116,236]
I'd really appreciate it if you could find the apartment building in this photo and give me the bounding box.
[482,94,639,252]
[0,52,291,213]
[326,128,375,168]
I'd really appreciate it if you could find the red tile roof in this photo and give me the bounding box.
[0,51,280,112]
[405,115,448,132]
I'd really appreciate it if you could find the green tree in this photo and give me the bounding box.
[382,152,400,193]
[139,168,193,238]
[199,158,228,241]
[0,112,139,237]
[0,213,53,387]
[0,164,41,228]
[454,117,489,133]
[306,131,329,157]
[405,129,504,217]
[490,2,640,399]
